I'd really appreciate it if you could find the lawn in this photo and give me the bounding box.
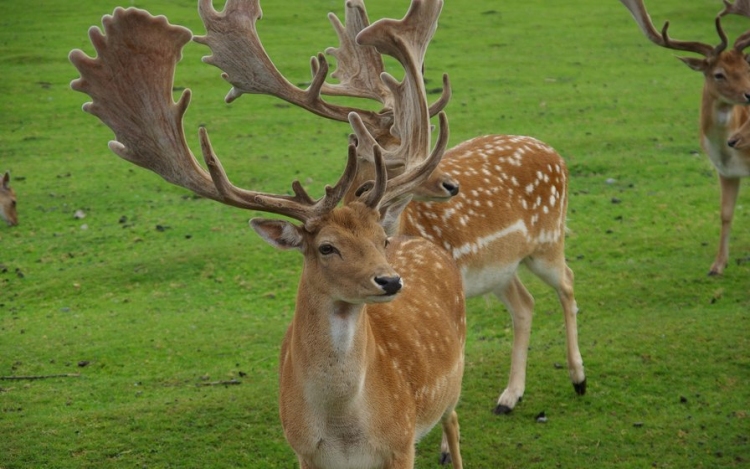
[1,0,748,468]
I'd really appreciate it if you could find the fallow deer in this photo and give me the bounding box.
[200,0,585,414]
[69,3,466,468]
[1,171,18,227]
[620,0,750,276]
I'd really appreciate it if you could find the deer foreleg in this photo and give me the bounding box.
[710,175,741,275]
[493,275,534,414]
[438,410,463,468]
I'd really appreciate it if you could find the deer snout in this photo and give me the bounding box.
[443,180,459,197]
[728,136,740,148]
[374,275,403,296]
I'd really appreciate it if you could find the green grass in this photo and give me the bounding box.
[2,0,749,468]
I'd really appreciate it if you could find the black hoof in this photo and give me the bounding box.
[573,379,587,396]
[439,452,451,465]
[494,404,513,415]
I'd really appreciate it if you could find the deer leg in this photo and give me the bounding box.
[710,175,741,276]
[493,275,534,414]
[438,410,462,468]
[525,258,586,396]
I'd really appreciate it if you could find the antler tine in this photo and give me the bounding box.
[195,0,390,131]
[380,111,449,207]
[70,7,356,225]
[619,0,715,56]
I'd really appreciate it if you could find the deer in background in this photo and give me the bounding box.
[200,0,585,414]
[70,1,466,467]
[620,0,750,276]
[1,172,18,226]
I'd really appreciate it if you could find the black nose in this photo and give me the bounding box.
[745,93,750,103]
[374,275,402,295]
[728,138,739,148]
[443,181,459,196]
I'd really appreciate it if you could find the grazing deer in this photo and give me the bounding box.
[1,171,18,226]
[620,0,750,276]
[69,2,466,467]
[201,0,584,414]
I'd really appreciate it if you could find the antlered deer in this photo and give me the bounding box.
[1,171,18,226]
[620,0,750,275]
[202,0,585,413]
[69,2,466,467]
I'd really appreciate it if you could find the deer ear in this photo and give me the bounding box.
[250,218,304,251]
[2,172,9,189]
[677,56,707,72]
[379,196,412,236]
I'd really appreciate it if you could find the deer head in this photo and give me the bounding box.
[0,171,17,227]
[620,0,750,106]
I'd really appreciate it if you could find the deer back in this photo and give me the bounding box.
[399,135,569,295]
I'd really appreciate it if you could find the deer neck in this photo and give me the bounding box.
[288,278,376,409]
[700,85,742,143]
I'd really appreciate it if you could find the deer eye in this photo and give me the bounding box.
[714,72,726,80]
[318,244,336,255]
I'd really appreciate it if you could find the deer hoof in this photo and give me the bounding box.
[493,404,513,415]
[573,379,587,396]
[439,452,452,465]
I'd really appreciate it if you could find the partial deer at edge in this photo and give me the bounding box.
[620,0,750,276]
[69,2,466,468]
[204,0,585,414]
[1,171,18,227]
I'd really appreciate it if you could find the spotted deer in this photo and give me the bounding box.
[1,171,18,227]
[201,0,585,414]
[620,0,750,275]
[70,2,466,467]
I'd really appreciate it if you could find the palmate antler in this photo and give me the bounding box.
[69,7,359,224]
[347,0,449,203]
[720,0,750,18]
[69,5,445,223]
[195,0,450,170]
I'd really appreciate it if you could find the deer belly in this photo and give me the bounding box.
[460,263,519,298]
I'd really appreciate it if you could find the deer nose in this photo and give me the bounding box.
[374,275,402,295]
[728,138,739,148]
[443,181,459,196]
[744,93,750,103]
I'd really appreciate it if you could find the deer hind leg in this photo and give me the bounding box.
[438,410,462,468]
[710,175,741,276]
[525,256,586,396]
[493,275,534,414]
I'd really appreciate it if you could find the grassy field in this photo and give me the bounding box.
[1,0,749,467]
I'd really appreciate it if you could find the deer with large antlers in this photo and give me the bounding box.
[70,2,466,468]
[620,0,750,276]
[1,172,18,227]
[201,0,585,414]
